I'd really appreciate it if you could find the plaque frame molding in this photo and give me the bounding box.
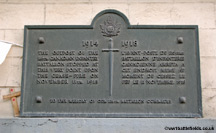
[20,9,202,118]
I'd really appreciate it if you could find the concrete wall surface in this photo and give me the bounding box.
[0,0,215,121]
[0,118,215,133]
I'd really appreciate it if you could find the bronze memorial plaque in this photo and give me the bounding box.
[20,10,202,117]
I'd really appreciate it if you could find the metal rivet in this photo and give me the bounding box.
[36,96,42,103]
[38,37,45,44]
[179,97,186,104]
[177,37,183,44]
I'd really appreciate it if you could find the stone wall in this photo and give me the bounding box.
[0,0,215,118]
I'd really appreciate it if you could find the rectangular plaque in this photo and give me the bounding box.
[20,10,202,117]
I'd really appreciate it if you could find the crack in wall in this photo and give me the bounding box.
[1,119,58,128]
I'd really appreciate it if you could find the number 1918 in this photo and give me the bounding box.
[121,40,138,48]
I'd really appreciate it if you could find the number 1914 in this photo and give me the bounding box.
[82,40,99,48]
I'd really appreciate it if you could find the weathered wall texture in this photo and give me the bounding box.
[0,0,215,118]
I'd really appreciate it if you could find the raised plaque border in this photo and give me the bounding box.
[20,9,202,118]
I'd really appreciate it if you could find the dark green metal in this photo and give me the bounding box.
[20,9,202,117]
